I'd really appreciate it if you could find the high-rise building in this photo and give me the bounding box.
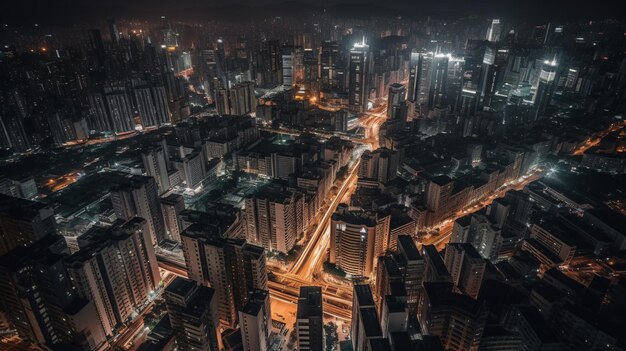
[428,54,449,108]
[422,244,452,283]
[414,52,434,108]
[443,243,486,299]
[396,235,424,314]
[110,173,166,245]
[181,226,267,328]
[142,144,171,194]
[348,40,371,112]
[230,81,257,116]
[486,19,503,42]
[387,83,406,119]
[244,189,304,254]
[0,235,107,350]
[66,218,161,336]
[0,194,56,255]
[133,81,170,128]
[161,194,185,242]
[297,286,324,351]
[239,289,272,351]
[407,49,421,102]
[104,85,135,132]
[351,285,384,351]
[359,148,400,184]
[330,205,390,277]
[533,59,558,120]
[215,88,231,115]
[418,282,487,351]
[165,277,219,351]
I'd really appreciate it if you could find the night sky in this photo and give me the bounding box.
[0,0,622,25]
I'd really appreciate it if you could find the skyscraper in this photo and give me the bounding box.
[244,189,304,254]
[0,235,107,350]
[239,289,272,351]
[180,226,267,328]
[486,19,503,42]
[142,144,171,194]
[161,193,185,242]
[428,54,449,108]
[165,277,219,351]
[297,286,324,351]
[0,194,56,255]
[66,218,161,336]
[443,243,486,299]
[348,40,371,112]
[104,85,135,132]
[110,173,167,245]
[534,59,558,120]
[330,205,390,277]
[387,83,406,119]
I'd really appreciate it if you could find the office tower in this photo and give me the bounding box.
[387,83,406,119]
[110,173,167,245]
[415,52,434,108]
[396,235,424,314]
[165,277,219,351]
[87,92,113,131]
[215,88,231,115]
[422,244,452,283]
[244,189,303,254]
[348,40,371,112]
[303,48,319,90]
[351,285,384,351]
[407,49,420,102]
[321,40,341,89]
[230,81,257,115]
[66,218,161,336]
[181,226,267,328]
[418,282,487,351]
[0,194,56,255]
[486,19,503,42]
[297,286,323,351]
[330,205,390,277]
[281,49,294,86]
[533,59,557,120]
[359,148,400,184]
[161,194,185,242]
[0,235,107,350]
[104,85,135,132]
[428,54,449,108]
[239,289,272,351]
[425,175,454,212]
[142,145,171,193]
[443,243,486,299]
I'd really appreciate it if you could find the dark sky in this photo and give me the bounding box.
[0,0,621,25]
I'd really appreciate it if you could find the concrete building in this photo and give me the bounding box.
[297,286,323,351]
[165,277,219,351]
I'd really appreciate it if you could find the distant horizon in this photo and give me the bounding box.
[0,0,622,26]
